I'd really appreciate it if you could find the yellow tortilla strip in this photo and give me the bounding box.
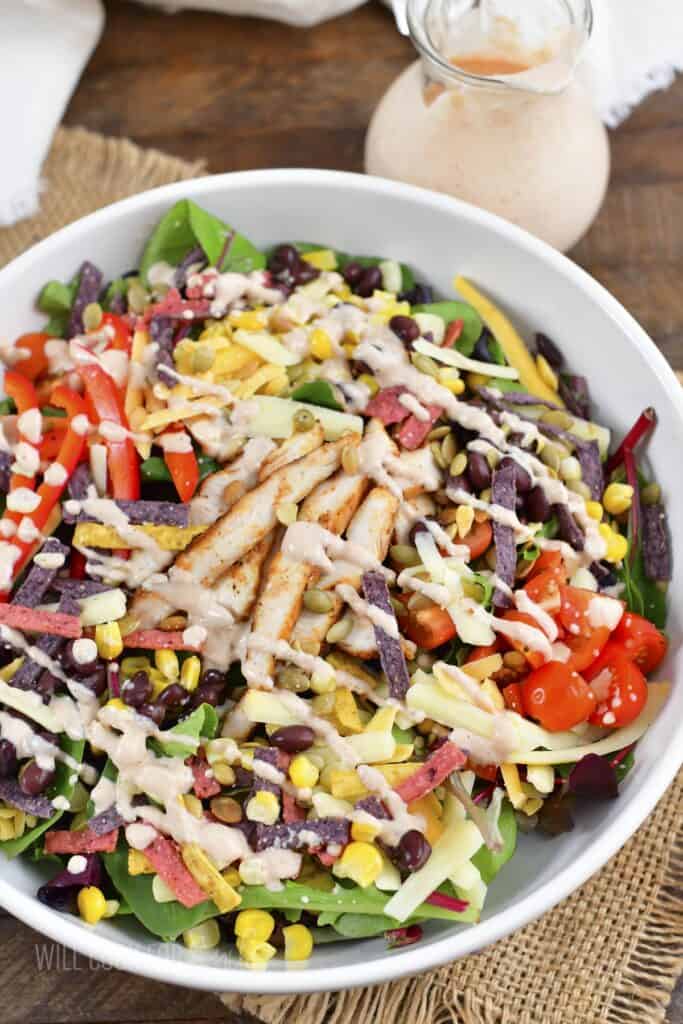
[72,523,207,552]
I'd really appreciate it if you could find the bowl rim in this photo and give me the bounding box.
[0,167,681,995]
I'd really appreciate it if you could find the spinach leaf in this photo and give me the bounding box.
[618,540,667,629]
[139,200,265,284]
[331,913,395,939]
[291,381,342,411]
[471,799,517,885]
[0,738,85,859]
[103,839,218,940]
[37,277,79,338]
[237,881,476,923]
[152,703,218,759]
[412,301,483,354]
[537,517,559,540]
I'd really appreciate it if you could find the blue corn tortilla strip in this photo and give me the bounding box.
[535,332,564,370]
[0,778,54,818]
[361,571,410,700]
[63,499,190,527]
[9,592,80,691]
[0,450,11,493]
[355,795,390,820]
[149,316,176,386]
[50,578,110,599]
[253,817,350,852]
[491,461,517,608]
[174,245,207,290]
[576,440,604,501]
[12,538,69,608]
[88,806,125,836]
[559,374,590,419]
[67,261,104,339]
[553,503,585,551]
[250,746,281,800]
[641,502,672,581]
[67,463,93,502]
[479,387,562,411]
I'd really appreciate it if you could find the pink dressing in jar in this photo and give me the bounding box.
[366,0,609,252]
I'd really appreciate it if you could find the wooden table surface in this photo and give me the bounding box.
[3,0,682,1020]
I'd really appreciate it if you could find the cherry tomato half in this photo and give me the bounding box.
[500,610,546,670]
[502,681,524,716]
[401,604,456,651]
[461,518,493,561]
[524,567,563,612]
[465,640,502,664]
[584,641,648,728]
[612,612,668,674]
[521,661,596,731]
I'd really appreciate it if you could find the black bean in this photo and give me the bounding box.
[157,683,190,710]
[392,830,432,873]
[473,328,494,363]
[467,451,492,491]
[535,331,563,369]
[61,639,98,676]
[201,669,227,689]
[191,671,227,708]
[355,266,382,298]
[137,702,165,726]
[121,671,152,708]
[526,484,551,522]
[270,725,315,754]
[292,262,319,286]
[399,284,433,305]
[500,456,532,494]
[389,315,420,344]
[19,760,55,796]
[36,670,60,701]
[0,642,16,668]
[0,738,17,777]
[342,261,363,287]
[268,244,299,274]
[78,665,107,697]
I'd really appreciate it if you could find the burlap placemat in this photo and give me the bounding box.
[1,125,681,1024]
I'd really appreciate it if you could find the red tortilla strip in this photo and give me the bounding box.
[124,629,201,651]
[393,741,466,804]
[44,827,119,855]
[0,604,82,638]
[189,753,221,799]
[143,834,209,908]
[364,387,411,426]
[282,791,306,823]
[396,404,442,450]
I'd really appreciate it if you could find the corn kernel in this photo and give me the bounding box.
[602,482,634,516]
[231,311,266,331]
[455,505,475,539]
[357,373,379,397]
[440,376,466,396]
[236,938,277,965]
[245,790,280,825]
[154,649,179,681]
[309,328,333,361]
[222,867,241,887]
[95,622,123,660]
[351,820,381,843]
[599,523,629,563]
[235,909,275,942]
[302,249,338,271]
[283,923,314,962]
[536,353,559,392]
[180,655,201,692]
[333,841,383,888]
[239,857,268,886]
[343,343,356,359]
[289,754,320,789]
[77,886,107,925]
[128,849,155,875]
[585,501,603,521]
[183,919,221,950]
[105,698,128,713]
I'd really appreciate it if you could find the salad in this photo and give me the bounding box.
[0,199,672,965]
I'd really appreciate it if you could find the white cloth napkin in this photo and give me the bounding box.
[0,0,104,227]
[1,0,682,227]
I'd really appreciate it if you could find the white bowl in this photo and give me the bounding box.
[0,169,681,995]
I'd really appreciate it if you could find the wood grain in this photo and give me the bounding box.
[3,0,682,1021]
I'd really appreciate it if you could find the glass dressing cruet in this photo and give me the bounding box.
[366,0,609,252]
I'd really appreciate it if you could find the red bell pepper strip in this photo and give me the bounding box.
[11,333,51,382]
[394,741,467,804]
[1,387,88,591]
[77,363,140,501]
[123,629,201,652]
[0,604,82,638]
[142,834,209,908]
[38,420,68,462]
[442,319,464,348]
[97,312,132,354]
[163,427,200,502]
[45,827,119,855]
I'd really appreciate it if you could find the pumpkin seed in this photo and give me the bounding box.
[450,452,468,477]
[430,442,447,469]
[390,544,421,567]
[427,425,450,442]
[278,667,310,693]
[326,618,352,644]
[210,796,242,824]
[411,352,440,378]
[192,345,215,373]
[82,302,103,332]
[212,762,236,786]
[303,589,335,614]
[127,282,148,314]
[441,432,457,464]
[641,482,661,505]
[567,479,592,500]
